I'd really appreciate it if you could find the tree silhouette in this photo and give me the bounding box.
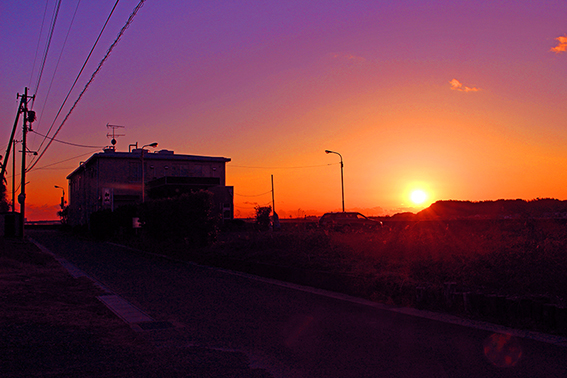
[254,205,272,231]
[0,181,9,213]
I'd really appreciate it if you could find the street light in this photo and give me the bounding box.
[325,150,344,212]
[141,142,158,202]
[54,185,65,209]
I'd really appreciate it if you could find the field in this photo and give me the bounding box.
[121,218,567,333]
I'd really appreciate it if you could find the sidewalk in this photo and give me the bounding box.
[0,237,272,377]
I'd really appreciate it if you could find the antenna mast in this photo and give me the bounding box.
[106,123,125,149]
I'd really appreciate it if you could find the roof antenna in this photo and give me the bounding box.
[106,123,125,150]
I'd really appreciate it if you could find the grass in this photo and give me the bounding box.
[116,218,567,307]
[328,219,567,302]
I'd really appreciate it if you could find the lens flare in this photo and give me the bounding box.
[483,333,522,367]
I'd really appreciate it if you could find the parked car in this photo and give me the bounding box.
[319,212,382,231]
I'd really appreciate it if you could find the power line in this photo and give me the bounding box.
[28,0,146,172]
[34,0,83,132]
[5,149,98,181]
[30,0,121,164]
[234,190,272,197]
[6,149,98,178]
[230,163,338,169]
[30,129,104,149]
[33,0,62,99]
[28,0,50,89]
[33,149,99,171]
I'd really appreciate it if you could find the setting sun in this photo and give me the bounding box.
[410,189,427,205]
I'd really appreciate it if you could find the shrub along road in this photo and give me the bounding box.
[26,229,567,378]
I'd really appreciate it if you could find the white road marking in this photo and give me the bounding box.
[29,237,151,324]
[97,294,153,324]
[31,237,567,346]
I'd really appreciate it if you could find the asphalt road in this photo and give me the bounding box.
[28,230,567,378]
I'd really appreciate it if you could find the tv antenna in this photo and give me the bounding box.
[106,123,125,148]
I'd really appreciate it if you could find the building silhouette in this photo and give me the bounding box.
[66,147,233,226]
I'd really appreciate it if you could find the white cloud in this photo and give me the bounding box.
[450,78,480,92]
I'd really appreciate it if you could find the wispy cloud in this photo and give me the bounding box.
[450,78,480,92]
[329,52,367,63]
[551,35,567,53]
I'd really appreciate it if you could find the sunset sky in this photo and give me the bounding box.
[2,0,567,220]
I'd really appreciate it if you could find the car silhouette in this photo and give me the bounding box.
[319,212,382,232]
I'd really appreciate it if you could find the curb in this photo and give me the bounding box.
[107,240,567,341]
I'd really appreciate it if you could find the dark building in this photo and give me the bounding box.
[66,147,233,226]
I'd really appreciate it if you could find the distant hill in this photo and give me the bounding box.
[409,199,567,220]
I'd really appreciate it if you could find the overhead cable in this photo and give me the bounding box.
[230,163,338,169]
[234,190,272,197]
[33,0,63,101]
[34,0,83,133]
[28,0,146,172]
[30,129,104,149]
[30,0,121,163]
[33,149,100,171]
[28,0,50,89]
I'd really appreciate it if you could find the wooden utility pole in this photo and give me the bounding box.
[12,139,16,212]
[271,174,280,230]
[17,88,35,237]
[271,174,275,214]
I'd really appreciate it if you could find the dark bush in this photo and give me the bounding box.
[140,190,220,246]
[89,205,140,239]
[89,209,115,239]
[255,205,271,231]
[222,218,248,231]
[113,205,139,236]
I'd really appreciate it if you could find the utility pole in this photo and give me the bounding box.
[12,139,17,212]
[271,174,275,214]
[271,174,280,230]
[17,88,35,237]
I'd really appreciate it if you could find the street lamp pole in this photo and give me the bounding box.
[54,185,65,209]
[325,150,344,212]
[140,142,158,203]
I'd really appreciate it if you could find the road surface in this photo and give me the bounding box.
[28,230,567,378]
